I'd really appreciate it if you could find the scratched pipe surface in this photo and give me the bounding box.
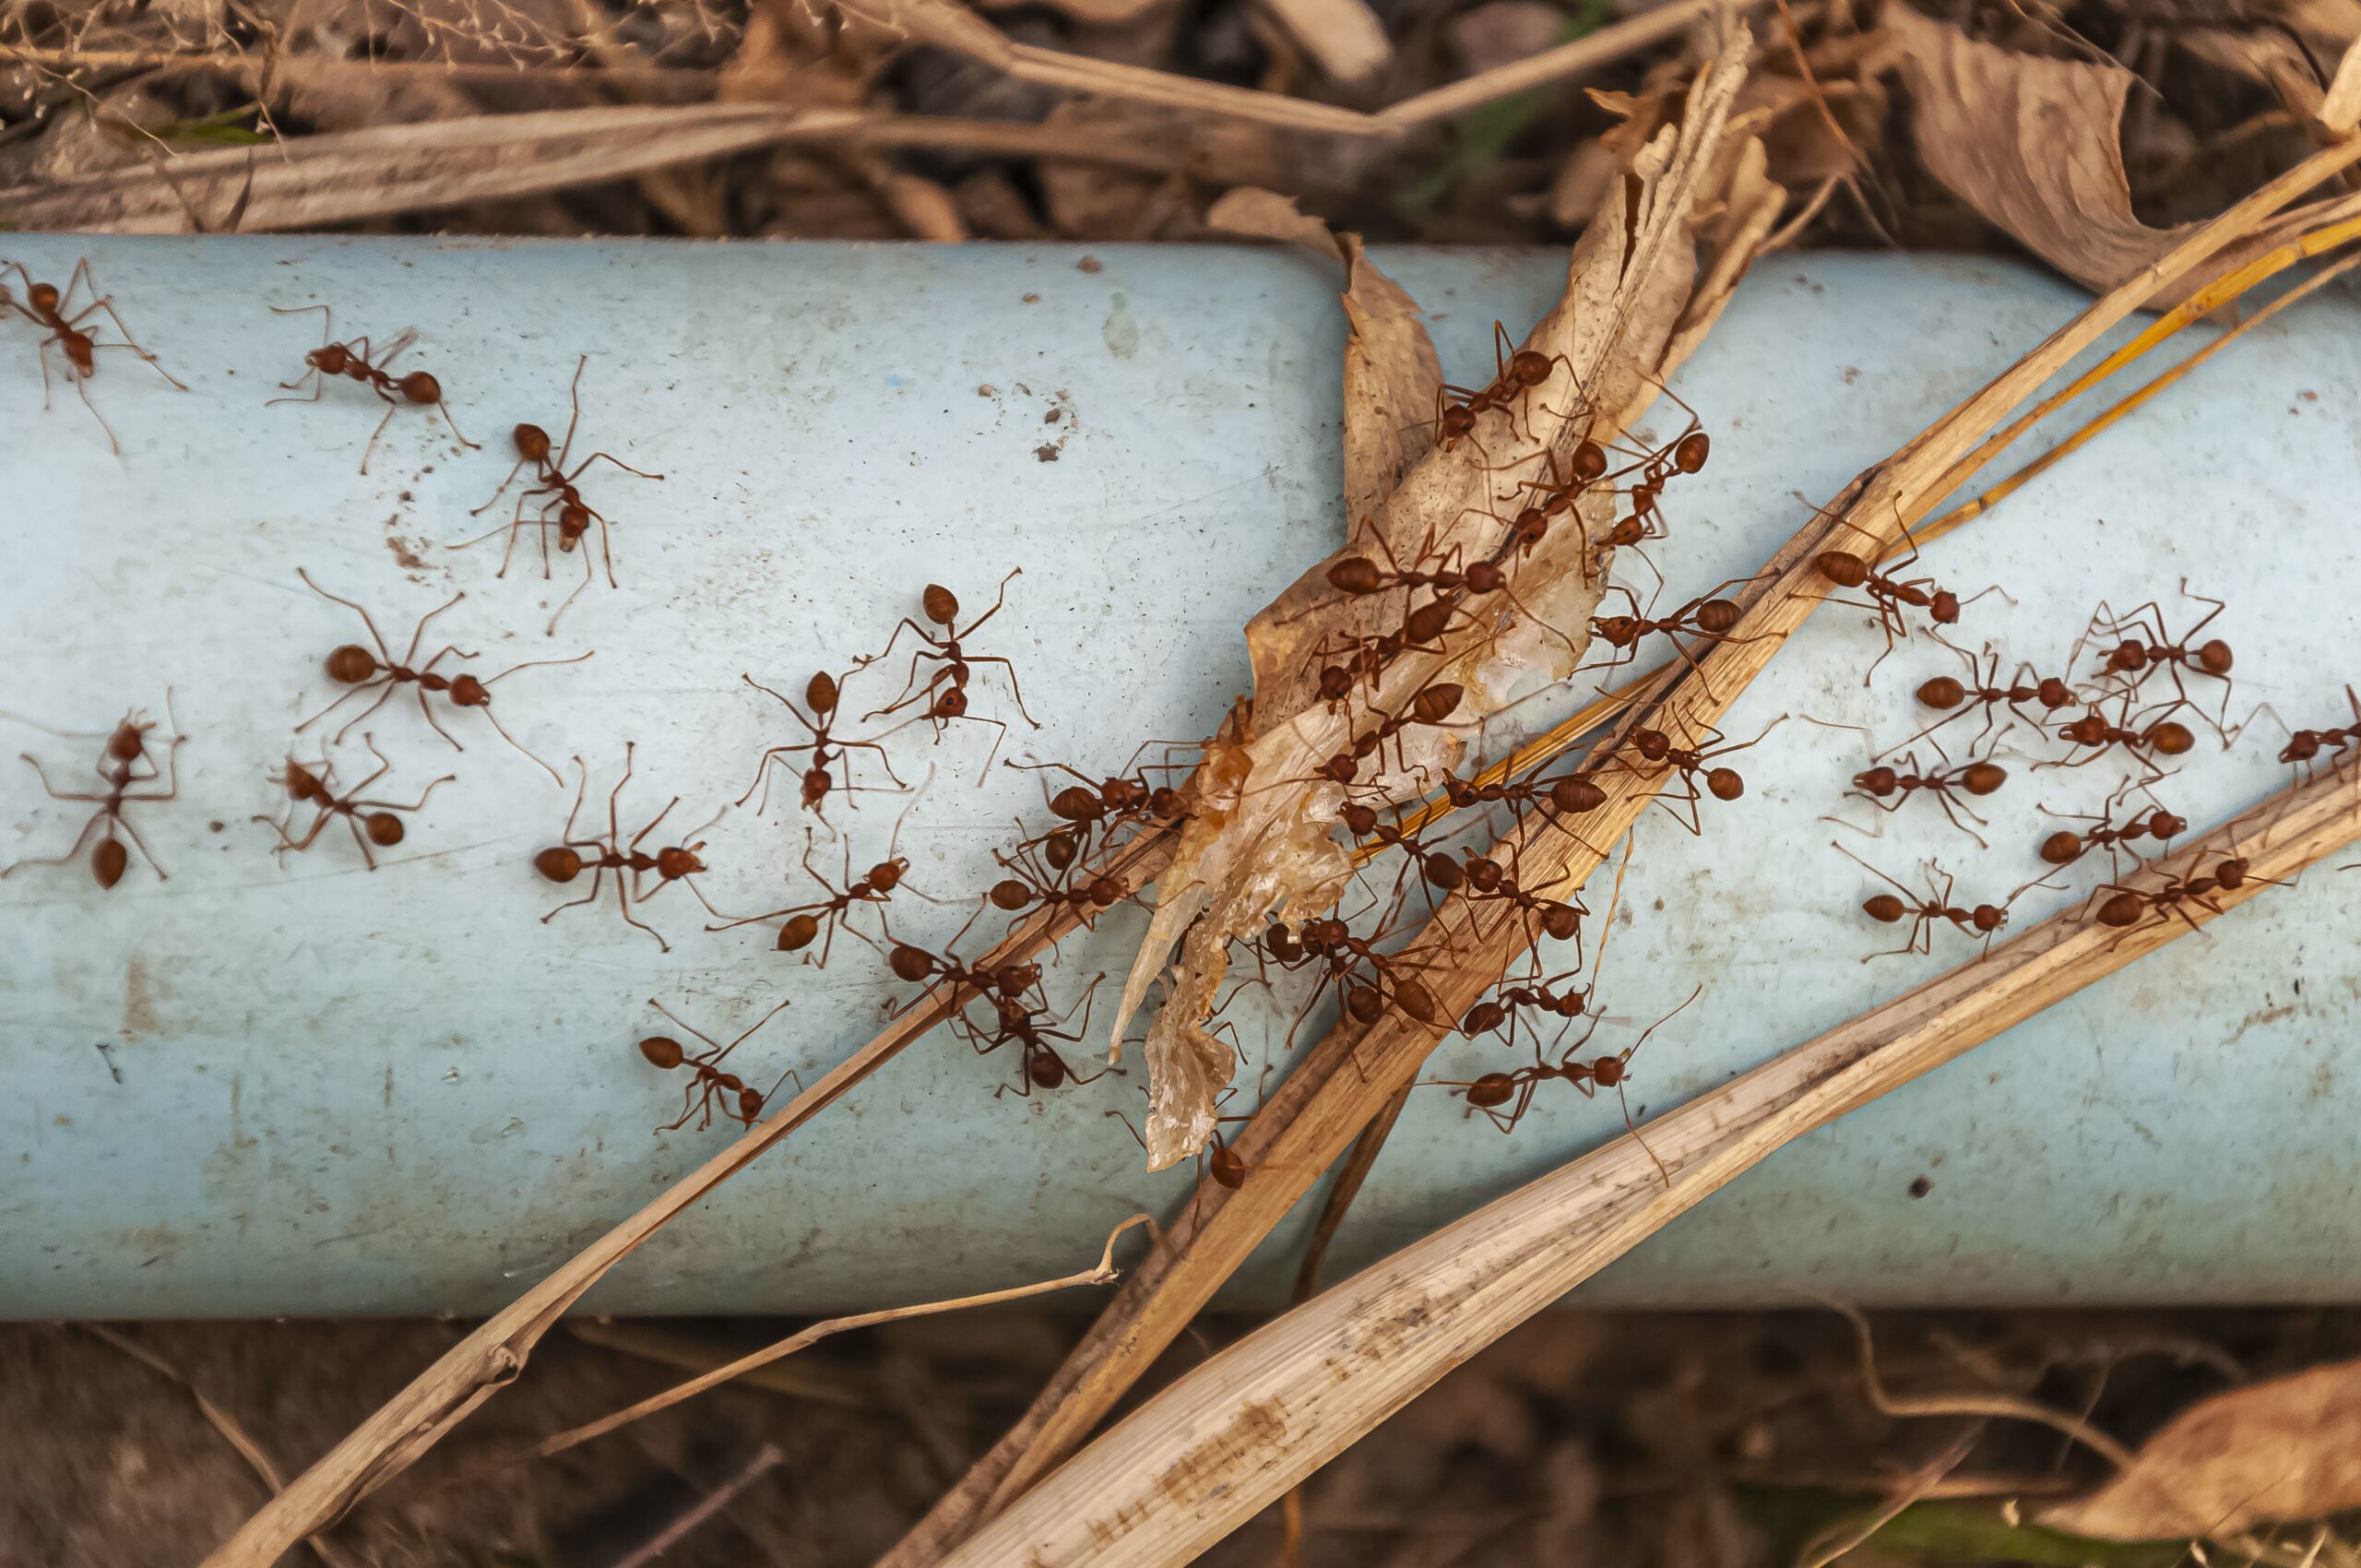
[0,235,2355,1318]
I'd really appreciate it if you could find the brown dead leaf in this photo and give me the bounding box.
[1888,5,2200,291]
[2321,35,2361,132]
[2040,1359,2361,1538]
[1117,23,1763,1169]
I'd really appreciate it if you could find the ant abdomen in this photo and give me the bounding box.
[93,839,129,889]
[326,645,379,684]
[536,847,585,883]
[397,371,443,406]
[639,1036,685,1070]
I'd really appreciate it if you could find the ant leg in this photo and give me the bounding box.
[472,705,564,786]
[1,808,107,878]
[18,754,108,804]
[83,297,184,387]
[297,568,398,664]
[541,863,609,922]
[68,363,123,456]
[572,451,663,481]
[360,398,399,475]
[545,540,597,638]
[254,806,332,861]
[309,678,395,742]
[405,685,464,752]
[616,881,670,953]
[596,506,619,588]
[434,396,479,451]
[629,798,681,851]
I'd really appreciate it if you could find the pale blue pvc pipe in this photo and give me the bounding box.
[0,235,2355,1318]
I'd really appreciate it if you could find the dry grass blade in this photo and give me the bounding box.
[1382,0,1756,126]
[877,128,2361,1568]
[493,1216,1145,1469]
[195,830,1173,1568]
[931,769,2361,1568]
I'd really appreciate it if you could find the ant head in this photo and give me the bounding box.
[2037,677,2076,708]
[1814,551,1870,588]
[656,845,703,879]
[92,838,128,889]
[1916,675,1966,710]
[777,912,821,952]
[800,766,831,808]
[1541,904,1582,942]
[2096,890,2145,928]
[326,645,379,684]
[1086,874,1123,908]
[1572,440,1608,482]
[1673,430,1711,474]
[870,857,908,891]
[1705,766,1745,802]
[922,583,960,626]
[1632,729,1672,762]
[1149,785,1187,821]
[1863,893,1906,923]
[446,673,489,707]
[2198,638,2234,675]
[989,878,1032,911]
[1593,614,1641,646]
[513,422,552,461]
[1412,683,1464,725]
[1318,665,1354,703]
[932,686,970,719]
[2147,720,2196,756]
[397,370,443,406]
[1513,507,1548,549]
[1319,754,1358,785]
[638,1036,685,1070]
[2062,714,2107,743]
[279,759,325,800]
[558,504,589,545]
[1855,766,1898,795]
[1465,1072,1516,1109]
[1961,761,2007,796]
[2150,810,2188,839]
[805,671,838,715]
[1465,562,1506,594]
[1303,917,1348,947]
[2281,733,2320,763]
[309,343,350,374]
[997,961,1042,995]
[1326,556,1382,595]
[1441,405,1477,439]
[1551,776,1607,814]
[888,944,935,983]
[27,281,60,315]
[107,719,149,762]
[1970,904,2008,934]
[2213,857,2253,890]
[738,1087,765,1122]
[1589,1054,1627,1087]
[534,847,584,884]
[1930,589,1962,624]
[2039,830,2084,866]
[363,812,406,848]
[1050,785,1100,823]
[1465,855,1505,893]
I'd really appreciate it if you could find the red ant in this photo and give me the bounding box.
[1596,716,1784,833]
[1833,842,2043,961]
[1007,754,1190,839]
[859,572,1039,775]
[737,670,907,821]
[1805,516,1998,683]
[268,304,477,472]
[2035,783,2186,875]
[1889,642,2077,757]
[1,257,184,453]
[709,809,939,964]
[1584,574,1771,687]
[2046,697,2196,775]
[1430,322,1573,450]
[1457,968,1597,1055]
[254,736,453,871]
[1434,848,1588,957]
[959,978,1118,1099]
[1427,985,1700,1184]
[1313,682,1465,787]
[1257,917,1447,1034]
[295,569,587,785]
[450,355,664,635]
[637,998,798,1132]
[2267,687,2361,776]
[536,744,727,952]
[1843,746,2007,847]
[986,830,1129,925]
[1493,440,1615,564]
[887,935,1045,1010]
[2089,852,2280,936]
[3,699,184,888]
[2074,581,2236,736]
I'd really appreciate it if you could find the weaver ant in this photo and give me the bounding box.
[1428,985,1700,1184]
[985,829,1128,926]
[1457,967,1597,1055]
[1007,754,1190,839]
[0,257,185,453]
[1257,917,1448,1035]
[1805,514,1998,683]
[961,978,1117,1098]
[710,803,939,964]
[859,571,1039,775]
[1431,322,1574,450]
[2,699,184,888]
[1833,842,2041,962]
[536,744,727,952]
[1842,746,2007,847]
[638,997,798,1132]
[1313,682,1465,787]
[1595,716,1784,833]
[887,934,1045,1011]
[2266,687,2361,776]
[2088,851,2279,936]
[737,670,906,821]
[1889,642,2077,758]
[1494,440,1615,565]
[268,304,477,473]
[294,570,584,785]
[254,736,453,871]
[1585,574,1771,687]
[450,355,664,635]
[2035,783,2186,875]
[2046,698,2196,776]
[2074,581,2236,737]
[1442,849,1589,958]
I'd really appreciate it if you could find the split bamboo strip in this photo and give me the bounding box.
[938,766,2361,1567]
[876,133,2361,1567]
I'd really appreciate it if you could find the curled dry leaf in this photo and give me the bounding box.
[2040,1358,2361,1539]
[1118,27,1759,1170]
[1887,5,2201,291]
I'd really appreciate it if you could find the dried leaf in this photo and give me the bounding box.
[2041,1360,2361,1539]
[2321,35,2361,133]
[1116,25,1758,1170]
[1258,0,1393,86]
[1888,5,2200,291]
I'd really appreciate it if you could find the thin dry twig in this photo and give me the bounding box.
[1381,0,1759,126]
[612,1443,785,1568]
[929,768,2361,1567]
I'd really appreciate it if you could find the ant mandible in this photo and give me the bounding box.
[2,698,185,888]
[267,304,478,473]
[254,735,453,871]
[637,997,799,1132]
[449,355,665,635]
[296,569,586,784]
[1,256,185,453]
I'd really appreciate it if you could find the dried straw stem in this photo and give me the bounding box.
[877,132,2361,1566]
[935,766,2361,1568]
